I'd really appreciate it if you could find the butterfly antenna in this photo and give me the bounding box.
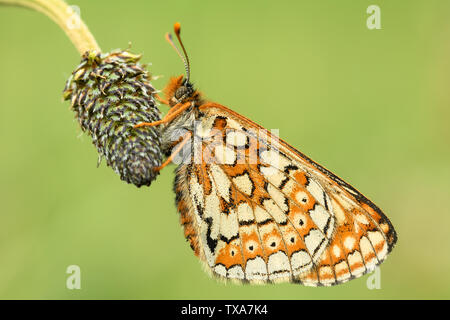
[165,22,191,83]
[165,33,184,68]
[173,22,191,83]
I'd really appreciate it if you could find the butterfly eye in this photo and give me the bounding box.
[175,86,188,100]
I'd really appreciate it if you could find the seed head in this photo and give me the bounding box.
[63,50,163,187]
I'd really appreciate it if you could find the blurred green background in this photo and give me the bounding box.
[0,0,449,299]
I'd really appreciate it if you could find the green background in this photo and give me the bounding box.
[0,0,449,299]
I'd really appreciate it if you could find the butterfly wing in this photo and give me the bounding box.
[173,103,396,286]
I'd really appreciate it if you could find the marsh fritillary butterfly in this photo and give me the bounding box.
[136,23,397,286]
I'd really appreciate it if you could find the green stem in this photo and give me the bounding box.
[0,0,101,54]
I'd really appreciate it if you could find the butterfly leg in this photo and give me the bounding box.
[155,93,170,105]
[154,131,192,171]
[134,102,191,128]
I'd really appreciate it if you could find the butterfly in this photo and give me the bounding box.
[135,23,397,286]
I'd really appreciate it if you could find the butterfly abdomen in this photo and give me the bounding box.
[174,164,201,256]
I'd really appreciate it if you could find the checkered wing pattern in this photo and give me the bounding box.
[174,103,396,286]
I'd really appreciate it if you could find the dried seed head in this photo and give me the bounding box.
[63,50,163,187]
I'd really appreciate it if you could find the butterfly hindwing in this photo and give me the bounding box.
[173,103,396,286]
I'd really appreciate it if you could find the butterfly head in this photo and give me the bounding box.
[164,75,201,107]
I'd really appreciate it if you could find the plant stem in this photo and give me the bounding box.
[0,0,101,54]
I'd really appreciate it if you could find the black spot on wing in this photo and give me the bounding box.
[284,164,299,174]
[205,217,218,253]
[313,237,326,256]
[239,219,256,226]
[259,196,271,206]
[283,197,290,214]
[257,218,274,226]
[220,234,239,244]
[323,216,331,237]
[278,177,290,190]
[323,192,329,211]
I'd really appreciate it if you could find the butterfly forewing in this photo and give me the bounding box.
[173,103,396,286]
